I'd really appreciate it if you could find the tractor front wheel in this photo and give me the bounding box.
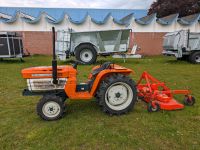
[36,95,66,121]
[97,74,137,115]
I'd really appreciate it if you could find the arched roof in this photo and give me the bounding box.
[1,7,199,26]
[178,13,200,25]
[0,7,147,25]
[156,14,178,25]
[135,13,156,25]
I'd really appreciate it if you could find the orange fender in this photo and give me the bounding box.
[90,65,133,96]
[65,65,133,100]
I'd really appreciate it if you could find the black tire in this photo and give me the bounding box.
[75,44,97,64]
[189,51,200,64]
[147,102,160,112]
[95,91,101,106]
[56,91,67,102]
[36,95,66,121]
[97,74,137,115]
[183,96,195,106]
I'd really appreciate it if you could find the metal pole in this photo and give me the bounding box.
[52,27,58,84]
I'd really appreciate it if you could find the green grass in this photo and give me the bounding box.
[0,55,199,150]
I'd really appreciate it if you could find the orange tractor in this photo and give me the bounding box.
[21,27,195,121]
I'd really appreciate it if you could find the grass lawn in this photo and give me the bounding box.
[0,55,199,150]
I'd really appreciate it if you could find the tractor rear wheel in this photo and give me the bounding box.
[36,95,66,121]
[97,74,137,115]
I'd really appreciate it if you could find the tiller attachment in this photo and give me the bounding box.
[137,72,195,112]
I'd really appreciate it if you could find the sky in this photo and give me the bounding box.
[0,0,155,9]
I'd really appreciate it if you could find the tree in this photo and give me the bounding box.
[148,0,200,18]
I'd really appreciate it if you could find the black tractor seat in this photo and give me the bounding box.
[92,62,113,76]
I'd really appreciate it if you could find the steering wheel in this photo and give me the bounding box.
[72,60,86,69]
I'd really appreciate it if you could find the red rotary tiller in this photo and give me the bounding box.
[137,72,195,112]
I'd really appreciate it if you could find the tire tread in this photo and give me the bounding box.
[36,95,66,121]
[96,74,137,115]
[75,44,97,64]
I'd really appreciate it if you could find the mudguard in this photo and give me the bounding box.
[64,64,133,99]
[89,64,133,96]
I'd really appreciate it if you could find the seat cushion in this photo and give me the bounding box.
[92,62,113,76]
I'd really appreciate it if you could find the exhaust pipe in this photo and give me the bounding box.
[52,27,58,84]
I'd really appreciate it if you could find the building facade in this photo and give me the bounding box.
[0,7,200,55]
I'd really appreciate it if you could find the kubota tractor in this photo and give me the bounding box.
[21,27,195,121]
[21,27,137,121]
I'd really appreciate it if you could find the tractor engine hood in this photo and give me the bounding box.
[21,65,76,79]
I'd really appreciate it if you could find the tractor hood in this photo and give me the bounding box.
[21,65,76,79]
